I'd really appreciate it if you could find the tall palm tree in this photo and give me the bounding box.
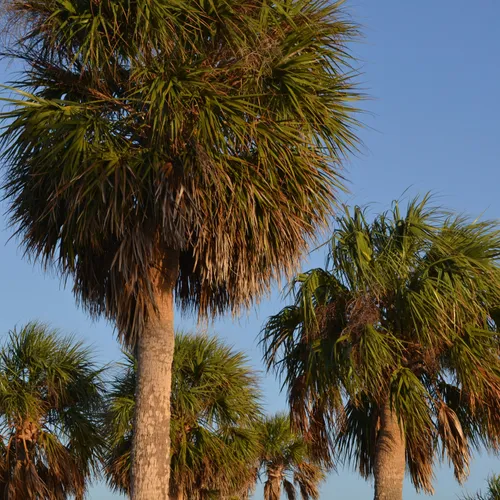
[0,0,360,496]
[256,413,326,500]
[262,196,500,500]
[0,322,104,499]
[105,332,261,499]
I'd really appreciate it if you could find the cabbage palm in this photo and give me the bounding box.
[0,0,359,496]
[262,196,500,500]
[105,333,261,499]
[256,412,326,500]
[0,322,104,499]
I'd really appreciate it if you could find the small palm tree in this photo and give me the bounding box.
[105,333,261,499]
[462,475,500,500]
[256,413,326,500]
[0,1,360,495]
[262,196,500,500]
[0,322,105,499]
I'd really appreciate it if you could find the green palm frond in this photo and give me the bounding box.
[335,397,378,479]
[256,413,327,500]
[461,475,500,500]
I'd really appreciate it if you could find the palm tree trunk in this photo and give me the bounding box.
[131,250,179,500]
[264,468,282,500]
[374,401,406,500]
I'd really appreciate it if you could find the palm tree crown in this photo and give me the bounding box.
[256,412,326,500]
[0,322,104,499]
[262,196,500,496]
[106,332,261,499]
[0,0,359,342]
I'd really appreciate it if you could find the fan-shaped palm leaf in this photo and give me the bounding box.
[461,475,500,500]
[257,413,326,500]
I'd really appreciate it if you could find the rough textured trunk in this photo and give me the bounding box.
[131,251,179,500]
[374,401,406,500]
[264,468,282,500]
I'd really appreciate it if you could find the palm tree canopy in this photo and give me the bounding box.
[257,412,326,500]
[262,196,500,493]
[0,322,105,499]
[106,332,261,498]
[0,0,360,345]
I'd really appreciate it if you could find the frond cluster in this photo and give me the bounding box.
[262,195,500,493]
[0,0,360,345]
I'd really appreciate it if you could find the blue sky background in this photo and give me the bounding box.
[1,0,499,498]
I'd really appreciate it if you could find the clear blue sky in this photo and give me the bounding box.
[1,0,499,498]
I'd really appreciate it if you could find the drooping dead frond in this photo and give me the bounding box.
[294,462,324,499]
[437,402,470,483]
[336,397,379,479]
[405,429,435,495]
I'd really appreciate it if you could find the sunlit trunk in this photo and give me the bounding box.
[264,467,283,500]
[131,250,179,500]
[374,401,406,500]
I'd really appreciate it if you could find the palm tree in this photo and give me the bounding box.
[0,0,360,495]
[262,196,500,500]
[461,475,500,500]
[0,322,104,499]
[105,332,261,499]
[256,412,326,500]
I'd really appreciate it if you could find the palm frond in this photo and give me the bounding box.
[256,413,327,500]
[335,397,378,479]
[105,332,261,498]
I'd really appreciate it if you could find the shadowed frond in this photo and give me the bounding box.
[336,397,378,479]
